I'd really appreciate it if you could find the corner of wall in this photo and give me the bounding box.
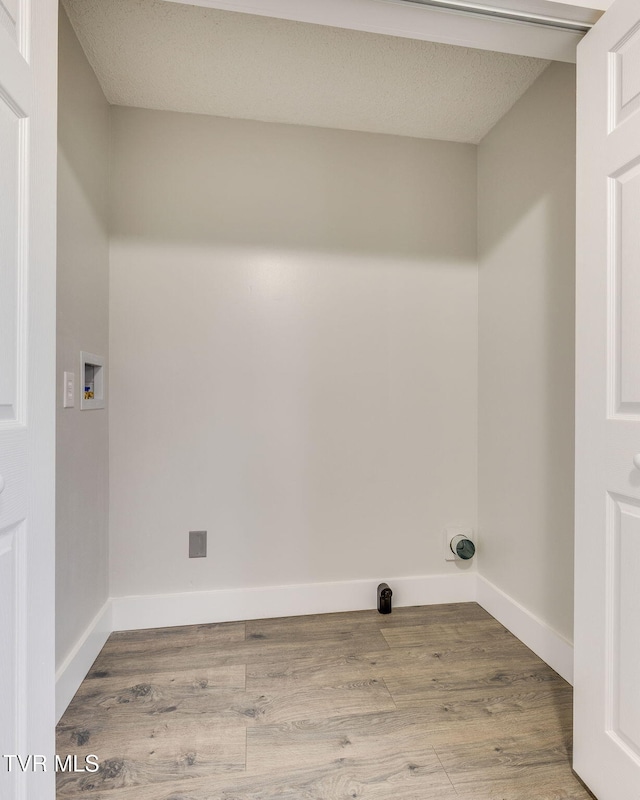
[476,61,577,646]
[56,4,111,676]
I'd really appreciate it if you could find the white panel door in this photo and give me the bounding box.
[0,1,57,799]
[575,0,640,796]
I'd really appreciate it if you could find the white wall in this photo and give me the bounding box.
[109,108,478,600]
[477,62,576,642]
[56,7,110,667]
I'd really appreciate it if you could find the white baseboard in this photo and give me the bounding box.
[55,600,112,722]
[110,572,477,632]
[476,575,574,684]
[56,571,573,722]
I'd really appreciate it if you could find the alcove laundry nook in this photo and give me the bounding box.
[55,0,580,775]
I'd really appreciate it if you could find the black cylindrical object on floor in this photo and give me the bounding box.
[377,583,392,614]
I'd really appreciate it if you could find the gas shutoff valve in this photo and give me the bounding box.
[377,583,392,614]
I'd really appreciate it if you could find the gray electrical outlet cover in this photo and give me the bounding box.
[189,530,207,558]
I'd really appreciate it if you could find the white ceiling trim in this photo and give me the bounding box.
[162,0,602,61]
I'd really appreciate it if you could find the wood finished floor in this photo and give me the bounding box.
[56,603,595,800]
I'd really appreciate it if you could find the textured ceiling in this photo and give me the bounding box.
[61,0,550,144]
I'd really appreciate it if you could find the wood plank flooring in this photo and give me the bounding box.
[56,603,595,799]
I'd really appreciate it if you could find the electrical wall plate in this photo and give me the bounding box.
[444,526,475,561]
[189,530,207,558]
